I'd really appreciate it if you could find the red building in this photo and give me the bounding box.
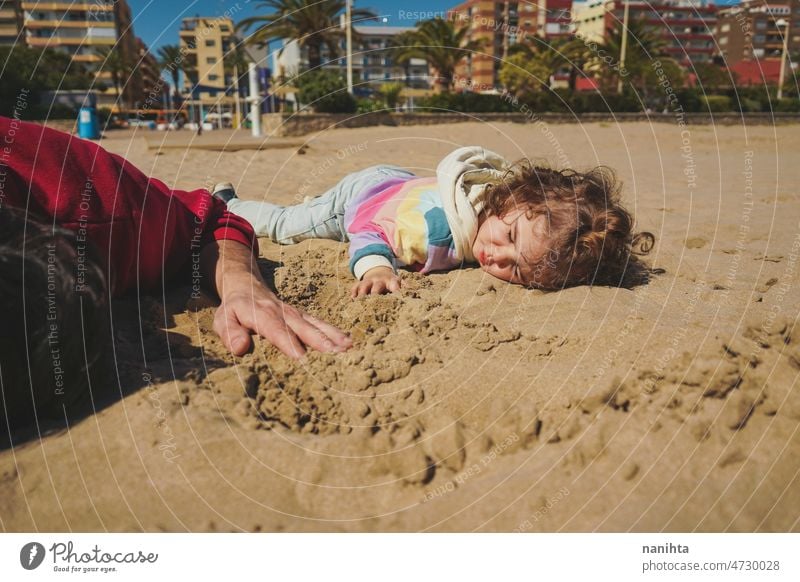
[716,0,799,67]
[447,0,573,91]
[574,0,719,65]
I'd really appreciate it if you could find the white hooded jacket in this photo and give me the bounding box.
[436,146,512,262]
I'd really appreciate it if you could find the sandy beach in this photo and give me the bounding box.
[1,119,798,532]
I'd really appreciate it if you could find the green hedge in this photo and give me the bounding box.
[775,98,800,112]
[701,95,733,112]
[416,92,516,113]
[293,70,357,114]
[410,87,799,115]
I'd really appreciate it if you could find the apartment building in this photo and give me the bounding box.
[447,0,573,91]
[716,0,799,64]
[571,0,610,42]
[113,1,161,109]
[21,0,117,65]
[276,25,431,90]
[572,0,718,65]
[15,1,160,108]
[127,36,161,108]
[0,0,21,45]
[179,16,238,106]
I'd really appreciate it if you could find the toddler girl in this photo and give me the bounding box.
[217,147,653,296]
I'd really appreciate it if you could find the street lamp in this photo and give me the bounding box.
[248,62,262,137]
[617,0,630,95]
[776,18,789,100]
[346,0,354,94]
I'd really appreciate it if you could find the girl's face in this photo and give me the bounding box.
[472,206,549,285]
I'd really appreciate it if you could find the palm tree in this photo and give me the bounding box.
[224,38,250,75]
[378,81,404,109]
[223,37,251,124]
[157,44,184,100]
[236,0,376,70]
[388,30,420,86]
[560,37,595,92]
[598,16,668,92]
[508,38,573,82]
[498,52,550,97]
[498,37,581,96]
[223,37,250,93]
[391,17,485,92]
[94,45,128,106]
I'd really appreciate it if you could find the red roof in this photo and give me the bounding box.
[575,77,600,91]
[731,60,784,86]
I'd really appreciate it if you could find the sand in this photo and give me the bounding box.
[1,120,798,532]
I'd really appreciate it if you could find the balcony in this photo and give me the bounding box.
[21,2,113,11]
[72,53,101,62]
[27,35,115,46]
[24,19,115,28]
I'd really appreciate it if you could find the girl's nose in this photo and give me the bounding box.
[492,245,514,266]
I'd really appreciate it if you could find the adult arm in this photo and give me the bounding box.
[0,116,350,358]
[200,238,351,357]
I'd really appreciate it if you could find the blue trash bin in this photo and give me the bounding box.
[77,106,100,139]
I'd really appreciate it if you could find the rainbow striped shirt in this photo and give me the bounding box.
[344,176,464,278]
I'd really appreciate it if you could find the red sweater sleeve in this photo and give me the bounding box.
[0,116,257,296]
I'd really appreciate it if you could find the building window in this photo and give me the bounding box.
[205,39,215,46]
[756,21,767,30]
[206,56,217,64]
[89,11,113,22]
[208,74,219,81]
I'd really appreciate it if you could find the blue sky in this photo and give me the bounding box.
[127,0,457,53]
[128,0,742,54]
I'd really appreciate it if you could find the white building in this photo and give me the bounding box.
[275,25,431,90]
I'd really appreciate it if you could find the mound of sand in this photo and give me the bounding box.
[1,121,798,531]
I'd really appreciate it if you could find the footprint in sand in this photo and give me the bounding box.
[754,255,783,263]
[755,277,779,293]
[685,237,708,249]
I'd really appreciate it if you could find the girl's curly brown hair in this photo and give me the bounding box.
[483,161,655,290]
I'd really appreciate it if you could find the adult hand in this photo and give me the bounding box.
[351,266,401,298]
[201,240,352,358]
